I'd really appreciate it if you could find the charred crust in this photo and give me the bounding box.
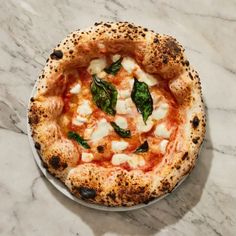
[34,142,41,150]
[49,156,61,169]
[50,50,63,60]
[153,37,159,43]
[162,55,169,64]
[192,137,200,144]
[159,179,171,192]
[143,197,156,204]
[94,22,103,26]
[97,145,104,153]
[30,97,35,102]
[28,115,39,125]
[165,38,181,58]
[192,116,200,128]
[77,186,96,199]
[107,192,116,200]
[48,156,67,170]
[182,152,189,160]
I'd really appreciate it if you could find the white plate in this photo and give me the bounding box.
[27,82,190,212]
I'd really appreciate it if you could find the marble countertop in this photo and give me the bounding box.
[1,0,236,235]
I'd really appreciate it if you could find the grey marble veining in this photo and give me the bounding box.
[0,0,236,235]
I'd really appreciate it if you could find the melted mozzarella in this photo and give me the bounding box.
[112,54,121,62]
[72,115,87,126]
[70,83,81,94]
[115,116,128,129]
[91,118,111,141]
[128,155,145,168]
[118,89,130,99]
[159,140,169,154]
[111,154,130,165]
[154,123,171,139]
[77,100,92,116]
[87,58,106,74]
[97,71,107,78]
[121,57,138,73]
[137,116,154,133]
[136,68,158,86]
[111,154,145,168]
[121,57,158,86]
[152,103,169,120]
[116,99,132,114]
[111,141,128,152]
[81,153,94,162]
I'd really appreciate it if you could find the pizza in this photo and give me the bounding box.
[28,22,206,207]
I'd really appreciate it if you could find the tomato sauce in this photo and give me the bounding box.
[58,55,182,172]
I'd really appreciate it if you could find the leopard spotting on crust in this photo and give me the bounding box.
[28,22,206,207]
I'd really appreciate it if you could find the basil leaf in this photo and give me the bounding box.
[91,75,118,116]
[68,131,90,149]
[134,141,149,153]
[131,78,153,123]
[110,122,131,138]
[104,58,122,75]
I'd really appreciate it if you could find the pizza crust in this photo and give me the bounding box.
[28,22,206,206]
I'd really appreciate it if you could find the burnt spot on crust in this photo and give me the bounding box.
[159,179,171,193]
[182,152,189,160]
[49,156,68,170]
[192,115,200,128]
[143,197,156,204]
[30,97,35,102]
[97,145,104,153]
[49,156,61,169]
[192,137,200,144]
[28,114,39,125]
[107,192,116,201]
[77,186,96,199]
[164,38,181,58]
[50,50,63,60]
[162,55,169,64]
[34,142,41,150]
[153,37,159,43]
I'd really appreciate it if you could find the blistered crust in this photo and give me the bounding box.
[28,22,206,207]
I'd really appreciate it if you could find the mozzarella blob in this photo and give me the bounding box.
[70,83,81,94]
[116,98,133,114]
[111,154,145,168]
[115,116,128,129]
[111,141,128,152]
[152,103,169,120]
[112,54,121,62]
[122,57,158,86]
[81,153,94,162]
[159,139,169,154]
[91,118,111,141]
[77,100,92,116]
[154,123,171,139]
[136,116,154,133]
[87,58,106,74]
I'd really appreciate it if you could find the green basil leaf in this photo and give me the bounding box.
[131,78,153,123]
[68,131,90,149]
[110,121,131,138]
[134,141,149,153]
[104,58,122,75]
[91,74,118,116]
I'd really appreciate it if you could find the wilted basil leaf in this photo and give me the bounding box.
[68,131,90,149]
[110,121,131,138]
[91,75,118,116]
[131,78,153,123]
[104,58,122,75]
[134,141,149,153]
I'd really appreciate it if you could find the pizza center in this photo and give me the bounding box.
[58,55,181,171]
